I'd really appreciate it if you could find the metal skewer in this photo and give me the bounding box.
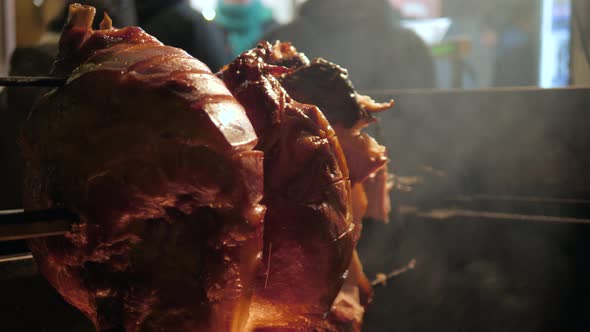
[371,259,417,287]
[399,206,590,224]
[0,76,66,87]
[0,209,76,242]
[3,201,590,242]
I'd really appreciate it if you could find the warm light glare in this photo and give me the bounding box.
[202,7,216,21]
[216,104,236,127]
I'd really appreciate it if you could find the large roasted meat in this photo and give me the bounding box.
[218,43,392,331]
[20,4,392,332]
[21,5,264,332]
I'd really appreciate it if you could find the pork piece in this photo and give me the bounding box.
[21,4,264,332]
[219,42,394,331]
[270,47,394,331]
[218,42,357,331]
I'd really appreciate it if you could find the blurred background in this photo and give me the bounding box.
[1,0,589,88]
[1,1,590,331]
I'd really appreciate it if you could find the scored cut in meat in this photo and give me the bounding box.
[20,4,394,332]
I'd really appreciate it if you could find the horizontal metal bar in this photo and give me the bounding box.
[0,209,76,242]
[0,220,71,242]
[0,76,66,87]
[0,253,33,264]
[400,205,590,224]
[450,194,590,205]
[0,253,38,280]
[362,85,590,97]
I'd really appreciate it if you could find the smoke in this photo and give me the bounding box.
[356,87,590,331]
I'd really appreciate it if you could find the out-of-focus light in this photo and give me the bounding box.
[33,0,44,7]
[401,17,451,45]
[202,7,216,21]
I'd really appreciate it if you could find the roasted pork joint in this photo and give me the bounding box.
[21,4,394,332]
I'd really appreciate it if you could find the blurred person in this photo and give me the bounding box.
[1,0,137,210]
[492,11,537,87]
[264,0,436,91]
[215,0,277,58]
[136,0,227,71]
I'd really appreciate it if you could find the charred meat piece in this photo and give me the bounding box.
[21,5,264,332]
[279,56,393,220]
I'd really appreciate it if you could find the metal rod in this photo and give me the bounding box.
[0,209,76,242]
[372,259,417,287]
[0,252,33,264]
[2,202,588,242]
[0,76,66,87]
[0,253,37,280]
[400,206,590,224]
[450,194,590,205]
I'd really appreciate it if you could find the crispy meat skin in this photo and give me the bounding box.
[21,5,263,332]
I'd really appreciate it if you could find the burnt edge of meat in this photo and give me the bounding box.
[279,57,374,129]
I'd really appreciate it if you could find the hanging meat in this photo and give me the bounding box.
[20,4,393,332]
